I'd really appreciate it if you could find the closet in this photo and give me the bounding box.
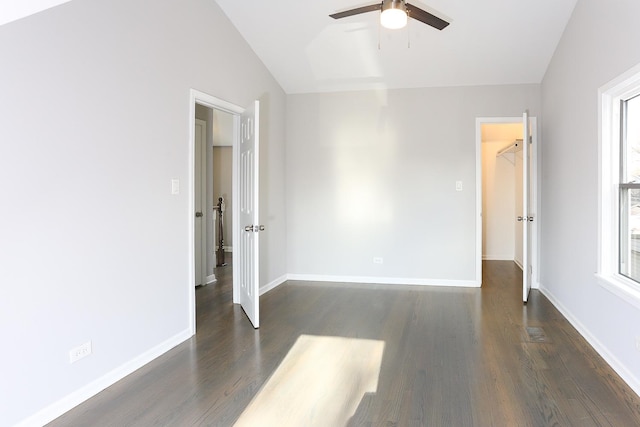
[481,123,523,264]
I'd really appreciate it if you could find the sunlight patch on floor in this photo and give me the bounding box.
[234,335,385,427]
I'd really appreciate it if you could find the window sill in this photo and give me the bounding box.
[595,273,640,310]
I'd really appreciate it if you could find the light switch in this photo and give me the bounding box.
[456,180,463,191]
[171,179,180,195]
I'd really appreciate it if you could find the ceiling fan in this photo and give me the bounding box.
[330,0,449,31]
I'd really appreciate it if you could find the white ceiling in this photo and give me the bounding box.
[215,0,578,94]
[0,0,71,27]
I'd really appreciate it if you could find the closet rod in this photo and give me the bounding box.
[496,139,523,157]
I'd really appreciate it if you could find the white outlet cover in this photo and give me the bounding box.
[69,341,92,364]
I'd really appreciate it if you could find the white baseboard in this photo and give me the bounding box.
[538,284,640,398]
[286,274,479,288]
[482,255,514,261]
[206,274,217,285]
[260,274,288,295]
[16,329,193,427]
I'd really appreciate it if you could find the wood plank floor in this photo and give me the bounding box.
[48,261,640,426]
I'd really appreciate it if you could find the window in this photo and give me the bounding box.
[598,64,640,308]
[619,95,640,282]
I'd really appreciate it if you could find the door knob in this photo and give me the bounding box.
[195,212,203,217]
[259,225,265,231]
[245,225,254,232]
[517,216,524,222]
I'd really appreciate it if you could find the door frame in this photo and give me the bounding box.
[188,89,243,334]
[475,116,540,289]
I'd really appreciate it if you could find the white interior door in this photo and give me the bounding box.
[239,100,260,328]
[194,119,207,287]
[521,112,533,302]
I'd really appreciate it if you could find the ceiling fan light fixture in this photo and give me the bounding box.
[380,0,408,29]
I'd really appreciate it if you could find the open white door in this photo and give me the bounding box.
[520,111,533,302]
[239,100,260,328]
[194,119,207,287]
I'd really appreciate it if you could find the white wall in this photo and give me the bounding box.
[540,0,640,395]
[481,140,516,260]
[0,0,286,425]
[286,85,540,284]
[212,108,235,147]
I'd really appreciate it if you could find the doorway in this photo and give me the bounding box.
[189,91,262,331]
[195,104,235,281]
[476,116,539,291]
[189,91,243,334]
[481,122,522,262]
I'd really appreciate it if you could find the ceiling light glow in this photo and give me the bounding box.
[380,0,407,29]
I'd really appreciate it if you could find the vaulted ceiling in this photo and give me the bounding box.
[1,1,578,95]
[215,0,578,94]
[0,0,71,26]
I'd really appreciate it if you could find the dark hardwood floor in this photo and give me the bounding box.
[48,261,640,426]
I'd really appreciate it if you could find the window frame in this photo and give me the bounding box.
[597,63,640,309]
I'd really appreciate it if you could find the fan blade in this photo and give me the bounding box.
[330,4,381,20]
[406,3,449,30]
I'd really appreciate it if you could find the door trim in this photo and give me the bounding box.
[188,89,243,335]
[475,116,539,289]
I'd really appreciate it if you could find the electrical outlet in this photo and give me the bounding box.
[456,181,463,191]
[69,341,92,364]
[373,257,384,264]
[635,336,640,352]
